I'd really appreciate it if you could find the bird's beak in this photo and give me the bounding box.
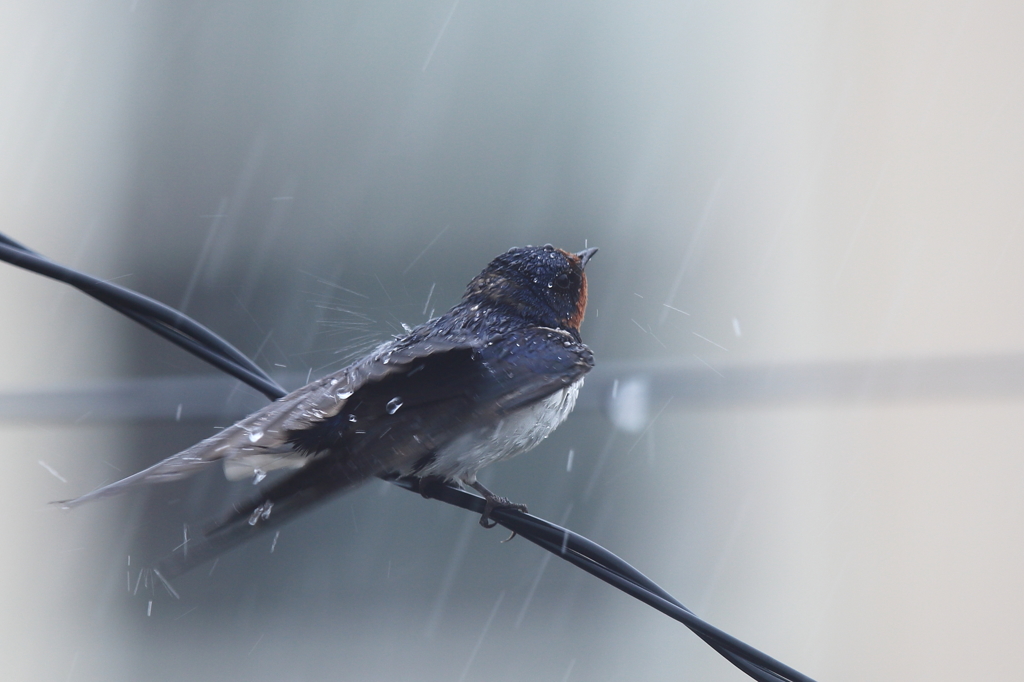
[575,247,598,268]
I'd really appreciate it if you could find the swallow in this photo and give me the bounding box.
[60,244,596,578]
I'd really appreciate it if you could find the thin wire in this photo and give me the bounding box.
[402,477,813,682]
[0,231,815,682]
[0,238,285,401]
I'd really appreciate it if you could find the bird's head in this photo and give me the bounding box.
[464,245,597,335]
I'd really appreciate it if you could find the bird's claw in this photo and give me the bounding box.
[467,481,527,539]
[479,494,528,529]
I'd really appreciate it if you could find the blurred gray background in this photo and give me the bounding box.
[3,1,1024,680]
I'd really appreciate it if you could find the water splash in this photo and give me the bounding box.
[248,501,273,526]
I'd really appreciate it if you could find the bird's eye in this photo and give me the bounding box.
[553,273,571,289]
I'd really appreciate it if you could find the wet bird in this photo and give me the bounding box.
[60,245,596,577]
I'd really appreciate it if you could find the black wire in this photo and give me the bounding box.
[0,231,816,682]
[0,234,291,403]
[403,477,814,682]
[0,239,285,401]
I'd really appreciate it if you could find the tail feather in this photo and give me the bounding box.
[153,455,375,580]
[54,452,220,509]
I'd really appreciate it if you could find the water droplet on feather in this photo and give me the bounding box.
[248,501,273,525]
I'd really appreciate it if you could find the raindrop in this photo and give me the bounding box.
[252,469,267,485]
[608,377,649,433]
[336,389,353,400]
[38,460,67,483]
[386,397,403,414]
[348,414,357,423]
[248,501,273,526]
[247,429,264,443]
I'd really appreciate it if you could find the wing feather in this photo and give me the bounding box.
[57,337,478,507]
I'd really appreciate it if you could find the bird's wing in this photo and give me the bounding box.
[279,326,595,477]
[154,341,491,578]
[56,337,475,508]
[154,327,594,578]
[479,326,595,414]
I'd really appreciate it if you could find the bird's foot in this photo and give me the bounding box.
[469,481,528,530]
[480,494,528,529]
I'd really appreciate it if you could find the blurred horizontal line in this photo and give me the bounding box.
[1,354,1023,423]
[0,375,271,424]
[583,354,1024,411]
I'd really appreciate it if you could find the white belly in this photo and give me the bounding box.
[420,378,582,484]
